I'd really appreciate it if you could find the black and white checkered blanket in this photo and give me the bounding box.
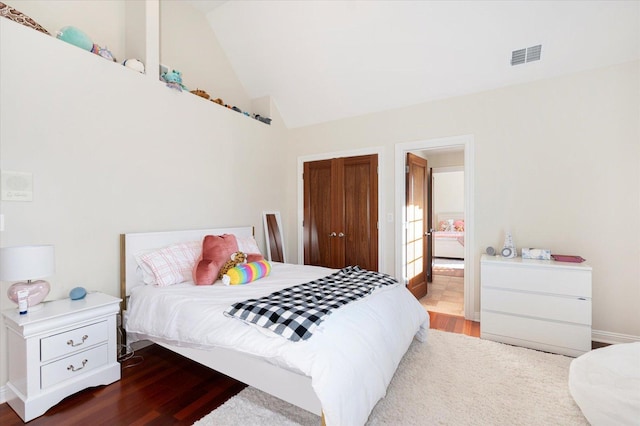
[223,266,398,341]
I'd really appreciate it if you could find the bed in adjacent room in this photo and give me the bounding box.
[433,212,465,259]
[121,226,429,425]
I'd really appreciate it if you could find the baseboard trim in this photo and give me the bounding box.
[592,329,639,344]
[0,384,7,404]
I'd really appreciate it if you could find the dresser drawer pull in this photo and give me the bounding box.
[67,335,88,347]
[67,359,88,372]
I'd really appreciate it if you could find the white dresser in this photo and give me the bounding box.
[480,255,592,357]
[2,292,121,422]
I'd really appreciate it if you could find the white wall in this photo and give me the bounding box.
[159,1,251,113]
[286,60,640,342]
[0,18,287,390]
[8,0,251,113]
[433,171,464,219]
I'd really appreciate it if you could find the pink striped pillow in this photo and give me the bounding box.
[138,241,201,286]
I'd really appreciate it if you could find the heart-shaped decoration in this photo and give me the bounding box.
[7,280,50,307]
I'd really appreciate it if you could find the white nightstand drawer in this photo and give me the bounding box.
[482,288,591,325]
[481,311,591,353]
[482,263,591,297]
[41,344,109,389]
[41,321,108,362]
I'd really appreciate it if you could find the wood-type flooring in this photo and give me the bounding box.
[0,313,478,425]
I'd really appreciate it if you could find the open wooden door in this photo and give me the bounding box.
[405,153,428,299]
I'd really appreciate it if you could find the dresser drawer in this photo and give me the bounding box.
[482,288,591,325]
[41,321,108,362]
[481,311,591,353]
[482,264,591,297]
[41,344,109,389]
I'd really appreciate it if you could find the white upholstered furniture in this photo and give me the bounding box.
[2,292,121,421]
[481,254,592,356]
[569,342,640,425]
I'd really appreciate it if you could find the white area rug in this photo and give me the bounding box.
[193,330,588,425]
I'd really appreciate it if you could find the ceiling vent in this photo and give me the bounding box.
[511,44,542,66]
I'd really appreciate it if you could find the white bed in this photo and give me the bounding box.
[120,226,429,425]
[433,212,465,259]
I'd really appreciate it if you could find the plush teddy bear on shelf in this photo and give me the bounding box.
[190,89,210,99]
[217,251,247,280]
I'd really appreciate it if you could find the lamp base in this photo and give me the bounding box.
[7,280,50,309]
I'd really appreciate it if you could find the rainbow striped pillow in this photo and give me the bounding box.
[222,260,271,286]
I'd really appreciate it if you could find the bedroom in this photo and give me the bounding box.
[0,0,638,424]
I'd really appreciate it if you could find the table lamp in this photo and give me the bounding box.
[0,245,55,311]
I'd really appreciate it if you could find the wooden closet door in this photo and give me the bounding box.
[303,155,378,271]
[343,155,378,271]
[303,159,333,267]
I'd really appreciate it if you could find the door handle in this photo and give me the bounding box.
[329,232,337,237]
[338,232,345,238]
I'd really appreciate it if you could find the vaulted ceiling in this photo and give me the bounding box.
[190,1,640,128]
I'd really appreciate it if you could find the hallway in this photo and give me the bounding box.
[419,258,464,317]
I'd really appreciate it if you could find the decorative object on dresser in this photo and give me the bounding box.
[0,245,55,311]
[480,254,592,356]
[521,247,551,260]
[1,292,121,422]
[500,230,517,258]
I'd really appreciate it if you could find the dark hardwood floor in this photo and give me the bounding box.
[0,313,479,425]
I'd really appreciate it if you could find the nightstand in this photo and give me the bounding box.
[2,292,121,422]
[480,255,592,356]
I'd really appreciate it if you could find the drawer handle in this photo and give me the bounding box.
[67,335,88,347]
[67,359,88,372]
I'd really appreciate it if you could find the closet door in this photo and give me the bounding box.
[343,155,378,271]
[303,155,378,271]
[303,159,333,267]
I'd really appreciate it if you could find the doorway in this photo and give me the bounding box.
[424,166,465,316]
[395,135,476,321]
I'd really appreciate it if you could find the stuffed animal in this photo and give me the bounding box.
[190,89,210,99]
[56,26,93,51]
[211,98,224,105]
[97,45,116,62]
[161,69,188,91]
[217,251,247,280]
[123,58,145,73]
[222,260,271,286]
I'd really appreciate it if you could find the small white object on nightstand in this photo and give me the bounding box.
[2,292,121,422]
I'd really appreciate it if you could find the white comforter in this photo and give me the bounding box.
[126,262,429,425]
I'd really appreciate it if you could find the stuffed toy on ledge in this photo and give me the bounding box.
[161,69,188,92]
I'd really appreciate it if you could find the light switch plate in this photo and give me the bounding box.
[1,170,33,201]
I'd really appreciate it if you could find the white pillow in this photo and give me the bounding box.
[236,235,262,255]
[136,241,201,286]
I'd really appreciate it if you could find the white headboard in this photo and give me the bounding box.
[120,226,254,308]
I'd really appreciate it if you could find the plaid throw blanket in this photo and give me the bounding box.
[223,266,397,341]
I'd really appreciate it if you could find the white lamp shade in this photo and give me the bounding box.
[0,245,55,281]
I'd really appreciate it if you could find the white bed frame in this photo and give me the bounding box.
[433,212,465,259]
[120,227,323,418]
